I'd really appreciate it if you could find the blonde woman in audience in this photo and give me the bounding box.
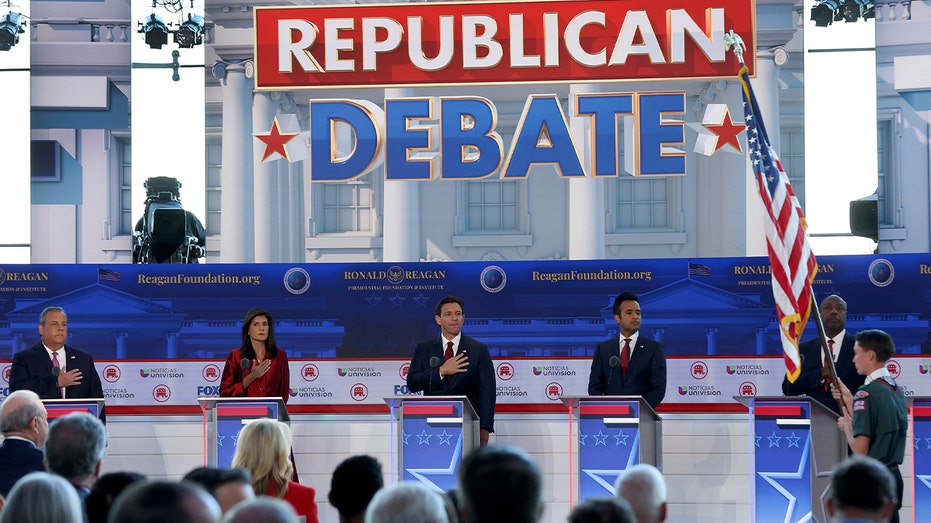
[231,418,318,523]
[0,471,83,523]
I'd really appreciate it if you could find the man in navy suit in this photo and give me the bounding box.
[0,389,50,497]
[10,306,104,405]
[407,296,496,445]
[588,292,667,409]
[782,294,864,415]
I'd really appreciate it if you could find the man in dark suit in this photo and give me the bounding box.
[10,306,104,403]
[0,389,49,497]
[782,294,863,415]
[588,292,667,409]
[407,295,496,445]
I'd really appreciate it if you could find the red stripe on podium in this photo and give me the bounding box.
[912,406,931,418]
[216,406,271,417]
[579,405,632,416]
[403,405,455,416]
[754,405,802,417]
[46,407,92,418]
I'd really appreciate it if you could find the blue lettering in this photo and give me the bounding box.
[635,92,685,176]
[310,100,381,181]
[393,384,412,395]
[385,98,433,180]
[197,386,220,396]
[502,95,585,178]
[575,93,634,177]
[439,97,503,179]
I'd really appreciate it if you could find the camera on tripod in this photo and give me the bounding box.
[132,176,206,264]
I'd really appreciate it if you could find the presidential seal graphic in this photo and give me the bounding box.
[480,265,507,293]
[283,267,311,294]
[867,258,894,287]
[386,265,404,285]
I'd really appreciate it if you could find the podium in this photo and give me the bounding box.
[198,397,289,468]
[910,398,931,516]
[384,395,479,491]
[41,398,106,424]
[561,396,661,502]
[736,396,846,523]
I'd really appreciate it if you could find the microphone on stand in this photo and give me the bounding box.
[606,355,620,390]
[428,356,441,393]
[52,366,63,398]
[241,358,251,397]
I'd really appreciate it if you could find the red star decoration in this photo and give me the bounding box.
[703,106,745,153]
[255,117,299,161]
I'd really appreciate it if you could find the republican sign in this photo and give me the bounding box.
[254,0,756,89]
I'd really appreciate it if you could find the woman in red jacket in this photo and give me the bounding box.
[220,308,290,403]
[232,418,318,523]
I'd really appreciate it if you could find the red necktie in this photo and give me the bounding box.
[444,341,454,361]
[52,351,63,398]
[827,339,835,364]
[824,339,835,391]
[620,338,631,379]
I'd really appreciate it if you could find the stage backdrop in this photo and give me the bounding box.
[1,253,929,413]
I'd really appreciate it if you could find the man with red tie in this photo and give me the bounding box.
[587,292,667,409]
[10,306,104,407]
[406,296,496,445]
[782,294,864,415]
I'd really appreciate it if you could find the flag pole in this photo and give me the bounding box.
[724,30,850,418]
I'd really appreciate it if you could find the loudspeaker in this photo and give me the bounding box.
[849,194,878,242]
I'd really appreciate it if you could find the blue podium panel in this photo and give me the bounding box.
[199,397,287,468]
[912,399,931,515]
[385,396,478,492]
[578,399,643,500]
[215,402,281,468]
[42,399,105,424]
[751,400,814,523]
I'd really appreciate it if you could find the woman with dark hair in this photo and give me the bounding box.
[220,308,290,403]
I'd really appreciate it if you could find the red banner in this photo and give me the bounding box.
[254,0,755,89]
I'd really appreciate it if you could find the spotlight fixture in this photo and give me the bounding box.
[174,13,204,48]
[138,13,170,49]
[0,10,26,51]
[811,0,875,26]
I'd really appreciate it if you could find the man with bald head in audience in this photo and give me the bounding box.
[615,464,667,523]
[0,390,49,497]
[110,480,221,523]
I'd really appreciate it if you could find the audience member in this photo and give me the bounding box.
[0,471,84,523]
[43,411,107,503]
[328,455,383,523]
[108,480,221,523]
[0,390,49,497]
[614,464,667,523]
[827,455,897,523]
[364,482,449,523]
[222,497,298,523]
[231,418,319,523]
[84,472,146,523]
[183,467,254,514]
[458,445,543,523]
[568,497,636,523]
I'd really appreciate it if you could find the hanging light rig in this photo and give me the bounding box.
[137,0,205,50]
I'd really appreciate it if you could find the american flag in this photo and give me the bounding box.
[739,66,818,384]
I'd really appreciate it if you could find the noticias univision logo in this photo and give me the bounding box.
[289,388,299,397]
[920,365,931,375]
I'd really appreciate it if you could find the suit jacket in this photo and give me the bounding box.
[10,343,104,402]
[407,335,496,433]
[219,347,290,404]
[588,335,667,409]
[0,438,46,497]
[782,333,864,415]
[270,481,319,523]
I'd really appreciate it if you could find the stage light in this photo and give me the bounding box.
[174,13,204,48]
[138,13,170,49]
[0,11,26,51]
[811,0,841,27]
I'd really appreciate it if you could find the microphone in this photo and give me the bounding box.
[241,358,251,397]
[606,355,620,391]
[428,356,441,393]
